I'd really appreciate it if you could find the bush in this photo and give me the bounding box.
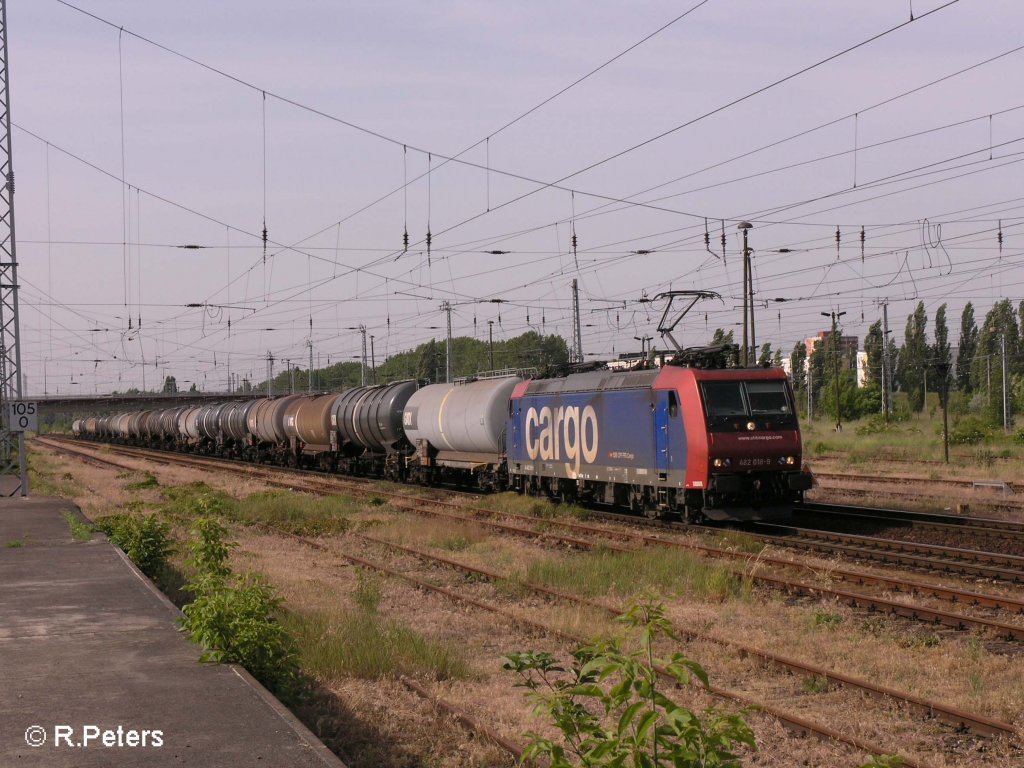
[179,517,302,702]
[949,416,991,445]
[95,513,174,582]
[503,599,756,767]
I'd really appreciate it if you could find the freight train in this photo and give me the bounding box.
[72,348,812,522]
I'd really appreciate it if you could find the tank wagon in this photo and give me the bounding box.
[332,380,420,478]
[73,350,811,522]
[402,376,520,491]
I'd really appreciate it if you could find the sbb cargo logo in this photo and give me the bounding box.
[523,405,598,478]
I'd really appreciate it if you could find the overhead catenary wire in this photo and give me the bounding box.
[30,0,1024,389]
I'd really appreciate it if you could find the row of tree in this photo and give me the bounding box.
[790,299,1024,425]
[246,331,571,394]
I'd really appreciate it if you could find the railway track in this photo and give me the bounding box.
[750,521,1024,584]
[39,436,1024,640]
[811,469,1019,494]
[796,501,1024,544]
[267,524,934,765]
[38,435,1024,763]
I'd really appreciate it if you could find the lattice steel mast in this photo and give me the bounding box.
[0,0,27,495]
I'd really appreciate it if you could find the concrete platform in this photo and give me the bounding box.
[0,496,346,767]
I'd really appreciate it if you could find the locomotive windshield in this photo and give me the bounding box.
[700,380,796,430]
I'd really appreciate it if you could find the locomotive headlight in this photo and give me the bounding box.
[778,455,796,466]
[712,457,731,468]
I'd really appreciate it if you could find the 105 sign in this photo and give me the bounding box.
[8,401,37,432]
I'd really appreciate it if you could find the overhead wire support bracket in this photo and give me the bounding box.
[653,290,721,352]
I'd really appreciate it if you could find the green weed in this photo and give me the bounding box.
[5,539,24,548]
[63,510,93,541]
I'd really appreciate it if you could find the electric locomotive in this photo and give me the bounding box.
[506,352,811,522]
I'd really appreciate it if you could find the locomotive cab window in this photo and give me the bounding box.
[701,382,747,417]
[745,381,790,415]
[668,391,678,418]
[700,380,796,431]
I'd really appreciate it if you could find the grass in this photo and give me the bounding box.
[158,483,358,536]
[63,510,93,541]
[712,529,766,555]
[426,520,487,551]
[224,491,358,536]
[802,406,1024,472]
[527,548,749,602]
[285,609,470,682]
[27,450,81,497]
[282,572,470,682]
[5,539,24,548]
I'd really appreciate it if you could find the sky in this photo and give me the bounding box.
[9,0,1024,394]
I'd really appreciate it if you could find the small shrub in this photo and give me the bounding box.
[5,539,24,548]
[367,495,388,507]
[95,513,174,582]
[439,534,470,551]
[814,611,843,629]
[503,599,756,767]
[528,500,556,519]
[803,675,830,694]
[855,413,893,436]
[123,472,159,491]
[975,448,997,467]
[183,573,302,700]
[950,417,990,445]
[179,516,302,702]
[897,632,940,649]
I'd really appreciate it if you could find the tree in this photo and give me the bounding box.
[956,302,978,392]
[757,342,772,367]
[710,328,735,346]
[863,320,883,390]
[188,382,198,393]
[971,299,1020,426]
[931,303,952,403]
[161,375,178,394]
[933,304,951,371]
[789,342,807,393]
[898,301,928,411]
